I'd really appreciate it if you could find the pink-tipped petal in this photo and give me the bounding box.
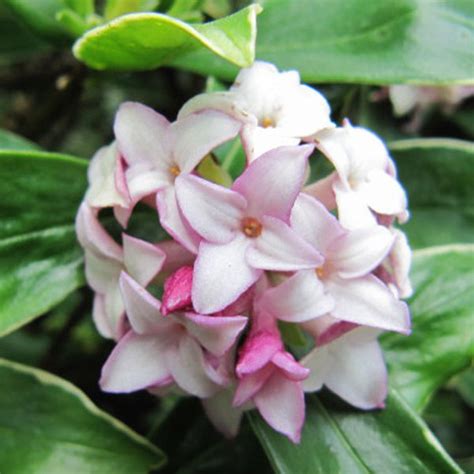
[192,236,261,314]
[182,313,247,357]
[291,193,343,252]
[100,332,170,393]
[158,240,196,274]
[271,351,310,381]
[260,270,334,323]
[167,336,220,398]
[327,225,394,279]
[254,373,305,443]
[161,266,194,315]
[326,275,411,334]
[114,102,171,170]
[119,272,168,334]
[233,145,313,221]
[175,174,246,244]
[233,366,274,406]
[156,187,200,253]
[247,216,323,271]
[123,234,166,287]
[302,172,337,211]
[171,110,241,172]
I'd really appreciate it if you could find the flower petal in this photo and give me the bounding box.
[301,346,330,392]
[247,216,323,271]
[327,225,394,279]
[271,351,309,381]
[326,275,411,334]
[123,234,166,287]
[182,313,248,357]
[156,186,201,253]
[260,270,334,323]
[233,144,313,221]
[100,332,170,393]
[175,174,246,244]
[84,249,121,294]
[233,366,274,406]
[171,110,241,172]
[192,236,261,314]
[119,272,170,334]
[254,373,305,443]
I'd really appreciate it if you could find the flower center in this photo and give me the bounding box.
[169,164,181,177]
[241,217,262,238]
[315,266,325,279]
[261,117,274,128]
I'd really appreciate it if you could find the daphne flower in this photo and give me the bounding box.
[114,102,242,251]
[179,61,333,161]
[175,145,323,314]
[302,317,387,409]
[314,121,408,229]
[260,194,410,333]
[233,308,309,443]
[100,272,248,397]
[76,203,165,339]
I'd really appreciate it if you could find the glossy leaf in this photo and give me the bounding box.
[0,151,87,337]
[383,245,474,411]
[250,390,461,473]
[73,5,260,70]
[172,0,474,84]
[390,138,474,248]
[0,358,165,473]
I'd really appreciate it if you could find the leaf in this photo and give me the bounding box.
[390,138,474,249]
[104,0,159,20]
[383,245,474,411]
[0,150,87,337]
[3,0,72,40]
[0,129,41,150]
[172,0,474,84]
[0,358,165,473]
[250,390,461,473]
[72,5,260,70]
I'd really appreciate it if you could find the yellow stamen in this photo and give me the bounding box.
[169,164,181,177]
[315,267,324,279]
[241,217,263,238]
[261,117,274,128]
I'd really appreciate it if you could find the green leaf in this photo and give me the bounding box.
[390,138,474,249]
[383,245,474,411]
[250,390,461,473]
[0,129,41,150]
[3,0,72,40]
[173,0,474,84]
[104,0,159,20]
[0,150,87,337]
[0,358,165,473]
[73,5,260,70]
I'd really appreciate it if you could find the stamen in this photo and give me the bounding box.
[315,267,324,279]
[261,117,274,128]
[169,164,181,177]
[241,217,263,238]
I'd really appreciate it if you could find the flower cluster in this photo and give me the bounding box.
[76,61,412,443]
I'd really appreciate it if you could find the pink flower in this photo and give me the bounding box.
[314,121,408,229]
[114,102,242,251]
[179,61,333,161]
[76,203,165,339]
[100,272,248,397]
[174,144,323,314]
[260,193,410,333]
[233,309,309,443]
[301,316,388,410]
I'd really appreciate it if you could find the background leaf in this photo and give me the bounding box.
[73,5,260,70]
[0,129,41,150]
[0,358,165,473]
[250,390,461,474]
[390,138,474,249]
[172,0,474,84]
[0,150,87,337]
[383,245,474,411]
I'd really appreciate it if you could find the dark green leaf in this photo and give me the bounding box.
[383,245,474,411]
[250,390,461,474]
[73,5,260,70]
[0,129,41,150]
[0,358,165,473]
[390,138,474,248]
[0,150,87,337]
[173,0,474,84]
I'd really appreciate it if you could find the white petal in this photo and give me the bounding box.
[301,346,330,392]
